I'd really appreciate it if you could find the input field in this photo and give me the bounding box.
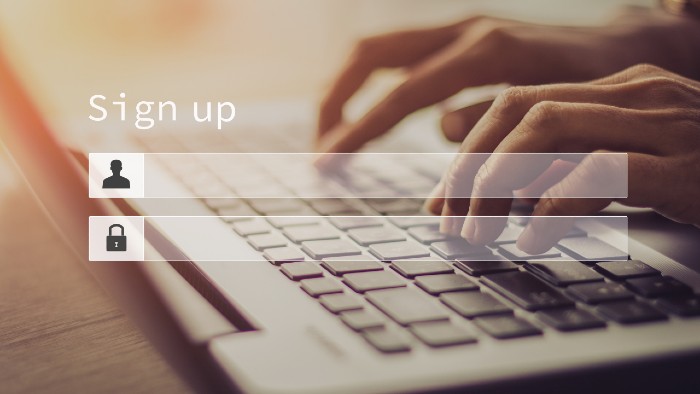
[88,215,628,262]
[88,152,628,200]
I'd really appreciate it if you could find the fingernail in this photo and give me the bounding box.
[461,216,476,242]
[440,216,457,235]
[441,112,464,140]
[516,224,540,254]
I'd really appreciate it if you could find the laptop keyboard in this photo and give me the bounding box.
[137,132,700,353]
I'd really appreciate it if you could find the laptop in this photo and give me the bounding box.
[2,28,700,394]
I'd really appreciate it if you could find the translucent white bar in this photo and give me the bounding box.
[88,215,628,262]
[89,153,628,199]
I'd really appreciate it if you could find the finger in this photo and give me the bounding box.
[440,153,486,235]
[317,22,467,138]
[518,151,664,254]
[318,18,530,155]
[455,82,675,158]
[423,178,446,215]
[318,42,476,154]
[461,203,510,243]
[512,160,577,199]
[589,63,700,89]
[440,198,468,235]
[463,102,662,243]
[440,100,493,142]
[435,83,640,222]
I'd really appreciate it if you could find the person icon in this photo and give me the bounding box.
[102,159,131,189]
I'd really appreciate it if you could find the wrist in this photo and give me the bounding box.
[614,11,700,79]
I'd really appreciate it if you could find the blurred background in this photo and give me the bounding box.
[0,2,669,392]
[0,0,651,134]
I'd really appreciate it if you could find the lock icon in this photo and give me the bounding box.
[106,224,127,251]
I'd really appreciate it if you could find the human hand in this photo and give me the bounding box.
[425,64,700,254]
[316,8,700,154]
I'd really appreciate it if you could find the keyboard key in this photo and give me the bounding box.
[280,262,323,281]
[204,198,241,209]
[387,216,441,229]
[263,246,306,265]
[329,216,383,230]
[235,184,288,199]
[307,198,356,215]
[654,295,700,317]
[408,225,451,244]
[557,237,628,261]
[266,216,320,228]
[302,239,362,259]
[362,329,411,353]
[247,233,288,251]
[248,199,306,214]
[626,276,692,298]
[344,271,406,293]
[340,310,385,331]
[596,260,660,280]
[367,288,449,325]
[369,241,430,261]
[482,271,574,311]
[390,259,453,278]
[348,226,406,246]
[415,274,478,295]
[430,240,493,260]
[319,293,364,313]
[498,225,586,243]
[564,227,587,238]
[536,308,606,331]
[389,179,435,196]
[498,244,562,261]
[474,315,542,339]
[321,257,384,276]
[218,206,257,222]
[232,219,272,236]
[300,277,344,297]
[283,224,340,243]
[567,282,635,304]
[365,198,423,215]
[526,260,604,286]
[440,291,512,318]
[596,301,667,324]
[410,321,477,347]
[455,260,519,276]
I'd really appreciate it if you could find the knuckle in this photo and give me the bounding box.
[642,76,695,102]
[674,108,700,129]
[492,86,538,116]
[472,164,495,197]
[352,36,380,59]
[538,197,568,217]
[626,63,665,78]
[460,14,488,26]
[615,75,699,110]
[479,25,520,48]
[495,86,529,107]
[521,101,564,131]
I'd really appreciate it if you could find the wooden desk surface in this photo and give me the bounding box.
[0,154,190,394]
